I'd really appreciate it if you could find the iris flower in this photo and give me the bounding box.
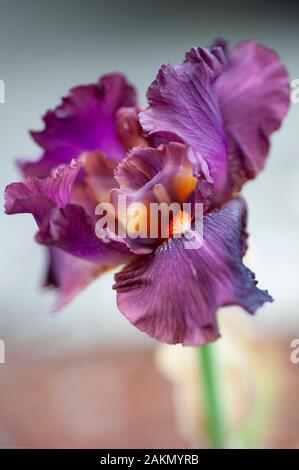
[5,40,290,345]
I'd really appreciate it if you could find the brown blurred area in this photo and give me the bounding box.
[157,337,299,449]
[0,341,299,448]
[0,339,299,449]
[0,350,188,449]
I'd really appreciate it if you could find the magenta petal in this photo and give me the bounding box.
[113,197,272,346]
[19,74,137,178]
[5,161,131,264]
[4,162,80,225]
[214,40,290,189]
[45,248,103,310]
[140,47,228,200]
[37,203,132,263]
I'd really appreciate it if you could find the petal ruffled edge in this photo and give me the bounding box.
[214,40,290,190]
[140,47,228,202]
[18,74,137,178]
[113,197,272,345]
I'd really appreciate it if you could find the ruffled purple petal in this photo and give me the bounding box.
[19,74,137,178]
[113,197,272,346]
[4,162,80,225]
[5,161,132,265]
[36,203,132,263]
[140,47,228,201]
[214,40,290,190]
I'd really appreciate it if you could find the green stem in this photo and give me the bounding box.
[198,343,226,448]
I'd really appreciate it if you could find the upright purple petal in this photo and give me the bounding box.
[113,197,272,346]
[19,74,137,178]
[140,47,228,201]
[214,40,290,190]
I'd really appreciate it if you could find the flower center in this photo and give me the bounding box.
[169,210,192,236]
[171,170,198,204]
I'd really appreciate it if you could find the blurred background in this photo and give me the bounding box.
[0,0,298,448]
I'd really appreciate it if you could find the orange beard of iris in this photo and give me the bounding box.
[169,210,192,237]
[117,166,197,241]
[156,168,197,239]
[151,169,197,240]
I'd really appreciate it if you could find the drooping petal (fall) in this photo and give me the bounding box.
[45,248,105,310]
[5,162,132,266]
[36,203,132,263]
[113,197,272,346]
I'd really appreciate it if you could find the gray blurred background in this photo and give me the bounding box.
[0,0,299,358]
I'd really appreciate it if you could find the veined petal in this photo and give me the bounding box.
[113,197,272,346]
[214,40,290,190]
[140,47,228,201]
[19,74,137,178]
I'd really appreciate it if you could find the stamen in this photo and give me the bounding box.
[153,183,172,204]
[172,171,197,203]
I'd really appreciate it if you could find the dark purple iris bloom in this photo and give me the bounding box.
[4,41,290,345]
